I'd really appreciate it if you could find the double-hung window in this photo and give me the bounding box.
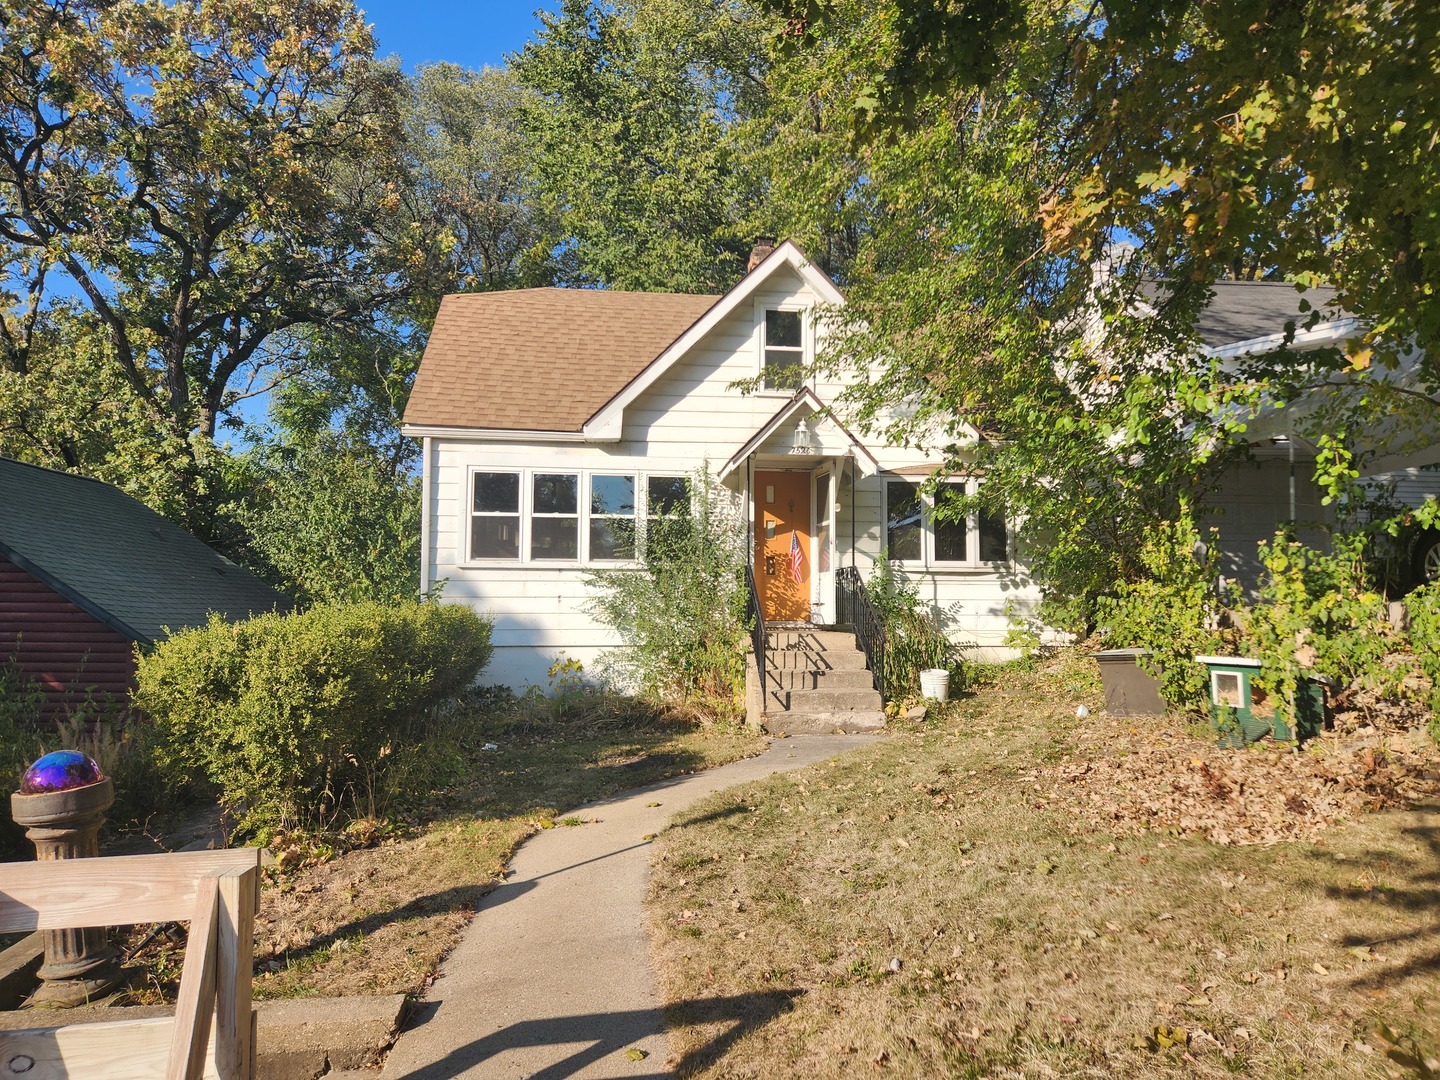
[645,475,691,554]
[761,309,804,390]
[530,474,579,559]
[885,481,924,562]
[589,474,637,560]
[471,472,521,560]
[885,478,1009,568]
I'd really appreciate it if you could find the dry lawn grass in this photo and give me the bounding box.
[141,706,760,1002]
[647,652,1440,1078]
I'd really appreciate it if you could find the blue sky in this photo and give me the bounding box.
[357,0,555,71]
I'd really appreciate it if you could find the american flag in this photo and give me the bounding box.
[789,529,804,585]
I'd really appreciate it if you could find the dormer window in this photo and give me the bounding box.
[762,309,804,389]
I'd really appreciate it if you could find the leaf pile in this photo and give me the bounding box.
[1049,715,1440,845]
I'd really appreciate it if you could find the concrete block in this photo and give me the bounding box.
[0,994,405,1080]
[258,996,406,1078]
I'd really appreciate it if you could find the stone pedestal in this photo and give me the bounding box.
[10,778,122,1007]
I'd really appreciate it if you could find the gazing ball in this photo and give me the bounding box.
[20,750,104,795]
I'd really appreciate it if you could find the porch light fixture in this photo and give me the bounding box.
[790,417,814,454]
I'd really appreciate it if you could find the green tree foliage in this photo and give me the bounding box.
[237,437,421,606]
[1096,517,1231,709]
[513,0,769,291]
[754,1,1249,628]
[769,0,1440,424]
[136,601,493,836]
[0,0,421,534]
[405,63,562,301]
[0,305,207,521]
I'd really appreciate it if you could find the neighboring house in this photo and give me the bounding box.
[1189,281,1440,589]
[403,241,1045,691]
[0,457,290,719]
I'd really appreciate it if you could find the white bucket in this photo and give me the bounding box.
[919,668,950,702]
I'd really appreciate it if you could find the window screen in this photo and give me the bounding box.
[589,474,636,560]
[762,309,803,389]
[886,481,923,562]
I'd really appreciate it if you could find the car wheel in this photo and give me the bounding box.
[1416,530,1440,586]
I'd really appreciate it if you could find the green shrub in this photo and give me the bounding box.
[135,601,493,837]
[1095,516,1230,710]
[866,555,963,701]
[1247,531,1398,727]
[1404,582,1440,738]
[584,472,749,718]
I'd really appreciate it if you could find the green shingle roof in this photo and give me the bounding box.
[0,457,290,644]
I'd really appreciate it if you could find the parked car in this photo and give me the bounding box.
[1362,467,1440,594]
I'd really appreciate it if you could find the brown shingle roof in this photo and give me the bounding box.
[404,288,721,433]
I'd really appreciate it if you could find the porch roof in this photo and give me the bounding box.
[717,388,880,480]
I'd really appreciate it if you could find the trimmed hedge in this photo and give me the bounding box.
[135,601,492,836]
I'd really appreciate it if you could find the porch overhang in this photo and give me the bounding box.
[717,388,881,481]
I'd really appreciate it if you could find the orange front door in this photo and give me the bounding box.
[755,470,811,622]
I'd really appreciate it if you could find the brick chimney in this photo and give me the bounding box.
[747,237,776,273]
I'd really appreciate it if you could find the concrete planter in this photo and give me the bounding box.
[1095,648,1167,716]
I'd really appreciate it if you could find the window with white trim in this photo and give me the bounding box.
[530,473,579,559]
[761,308,804,390]
[471,471,521,560]
[645,475,692,554]
[885,478,1009,567]
[589,474,636,560]
[885,481,924,562]
[466,469,693,565]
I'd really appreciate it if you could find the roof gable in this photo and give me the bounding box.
[0,458,290,644]
[583,241,845,439]
[403,288,719,434]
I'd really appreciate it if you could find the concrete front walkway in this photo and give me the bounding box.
[379,734,880,1080]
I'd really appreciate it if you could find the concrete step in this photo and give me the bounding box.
[765,629,863,651]
[764,647,870,672]
[782,687,884,712]
[764,668,876,691]
[764,710,887,736]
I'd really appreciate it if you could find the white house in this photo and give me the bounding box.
[403,240,1439,698]
[402,241,1043,693]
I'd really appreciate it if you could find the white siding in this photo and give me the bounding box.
[1366,466,1440,511]
[427,266,1044,688]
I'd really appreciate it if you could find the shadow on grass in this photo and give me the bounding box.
[271,883,497,969]
[391,989,803,1079]
[273,744,736,972]
[1320,806,1440,990]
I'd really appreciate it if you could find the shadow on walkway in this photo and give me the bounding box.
[390,989,803,1079]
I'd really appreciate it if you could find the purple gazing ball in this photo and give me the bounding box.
[20,750,104,795]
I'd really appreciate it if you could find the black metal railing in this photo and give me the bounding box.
[744,564,768,696]
[838,565,886,699]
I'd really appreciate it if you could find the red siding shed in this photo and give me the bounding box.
[0,554,135,719]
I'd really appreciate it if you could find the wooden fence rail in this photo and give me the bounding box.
[0,848,261,1080]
